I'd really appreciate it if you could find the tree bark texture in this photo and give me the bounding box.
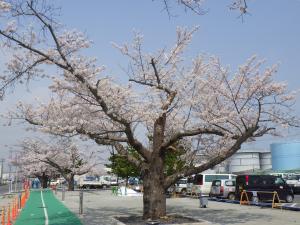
[65,174,75,191]
[142,159,166,220]
[143,114,167,219]
[38,173,49,189]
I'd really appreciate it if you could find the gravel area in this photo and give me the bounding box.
[0,193,18,208]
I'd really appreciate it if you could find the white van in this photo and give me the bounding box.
[187,174,237,195]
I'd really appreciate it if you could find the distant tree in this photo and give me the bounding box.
[164,143,187,176]
[19,138,97,191]
[106,147,140,184]
[106,142,187,182]
[17,149,57,188]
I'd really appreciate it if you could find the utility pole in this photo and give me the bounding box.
[0,159,4,185]
[14,152,19,192]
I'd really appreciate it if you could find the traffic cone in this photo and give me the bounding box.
[20,194,23,208]
[6,205,11,225]
[1,207,5,225]
[15,198,18,218]
[12,199,16,220]
[11,202,14,221]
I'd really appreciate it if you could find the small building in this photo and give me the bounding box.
[203,148,271,174]
[226,149,271,173]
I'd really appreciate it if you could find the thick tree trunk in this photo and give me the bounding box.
[142,113,167,220]
[67,174,75,191]
[38,173,49,189]
[143,159,166,220]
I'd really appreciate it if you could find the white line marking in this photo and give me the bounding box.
[41,190,49,225]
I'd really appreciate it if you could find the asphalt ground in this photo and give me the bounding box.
[0,184,9,195]
[59,189,300,225]
[14,190,82,225]
[294,194,300,203]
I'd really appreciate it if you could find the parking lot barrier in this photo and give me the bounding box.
[79,190,83,215]
[0,183,30,225]
[271,191,282,209]
[239,190,282,208]
[62,185,65,201]
[240,190,249,205]
[191,186,200,198]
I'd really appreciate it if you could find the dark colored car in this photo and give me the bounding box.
[235,175,294,203]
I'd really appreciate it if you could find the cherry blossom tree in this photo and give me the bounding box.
[161,0,249,16]
[0,0,298,220]
[17,146,57,188]
[19,138,97,191]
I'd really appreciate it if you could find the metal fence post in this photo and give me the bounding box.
[79,190,83,215]
[18,192,22,209]
[62,185,65,201]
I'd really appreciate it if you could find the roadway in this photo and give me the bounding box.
[0,184,8,195]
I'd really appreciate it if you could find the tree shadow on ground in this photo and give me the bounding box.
[78,205,272,225]
[79,206,143,225]
[167,205,272,224]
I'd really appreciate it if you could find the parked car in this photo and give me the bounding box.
[209,179,236,200]
[235,175,294,203]
[50,177,66,186]
[128,177,140,186]
[175,178,188,195]
[270,173,300,193]
[79,175,111,189]
[285,174,300,194]
[187,173,237,195]
[110,176,118,186]
[128,177,143,192]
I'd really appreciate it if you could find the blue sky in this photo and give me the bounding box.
[1,0,300,159]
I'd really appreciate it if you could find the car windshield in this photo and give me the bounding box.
[177,179,187,184]
[287,174,300,180]
[275,177,285,185]
[225,180,235,186]
[84,176,95,181]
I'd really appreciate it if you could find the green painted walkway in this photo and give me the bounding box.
[14,190,82,225]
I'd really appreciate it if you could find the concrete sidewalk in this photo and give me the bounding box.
[58,190,300,225]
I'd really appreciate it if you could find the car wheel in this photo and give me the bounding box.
[181,189,187,196]
[251,196,259,204]
[285,194,294,203]
[102,185,107,189]
[228,193,235,201]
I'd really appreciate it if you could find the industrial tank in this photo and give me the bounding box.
[271,142,300,170]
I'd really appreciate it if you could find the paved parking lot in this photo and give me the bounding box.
[209,194,300,210]
[294,194,300,203]
[59,190,300,225]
